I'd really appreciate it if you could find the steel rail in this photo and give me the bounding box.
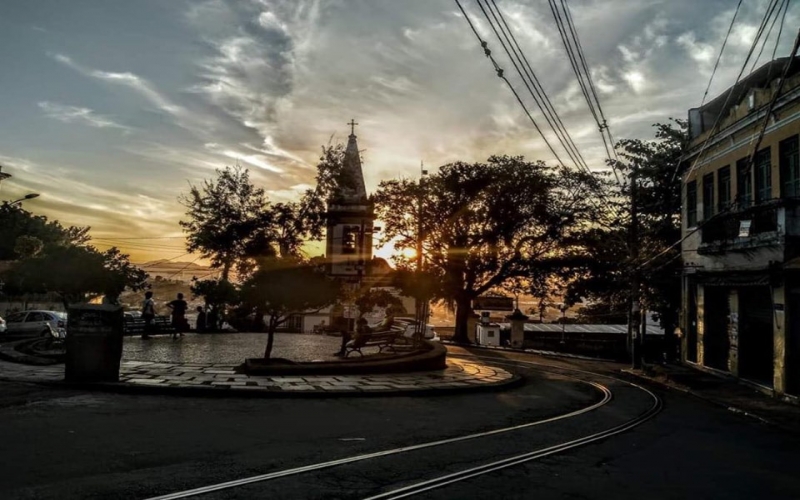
[143,365,611,500]
[365,354,662,499]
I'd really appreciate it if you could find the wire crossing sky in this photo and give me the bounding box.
[0,0,797,262]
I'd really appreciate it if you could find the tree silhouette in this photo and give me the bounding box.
[240,257,340,358]
[374,156,601,343]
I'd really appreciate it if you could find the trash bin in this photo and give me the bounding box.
[65,304,124,382]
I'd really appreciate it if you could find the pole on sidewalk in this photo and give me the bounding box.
[414,162,428,339]
[630,168,642,369]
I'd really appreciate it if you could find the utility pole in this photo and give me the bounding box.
[415,162,429,339]
[630,167,642,369]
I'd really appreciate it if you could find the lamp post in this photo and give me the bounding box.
[559,303,568,345]
[9,193,40,206]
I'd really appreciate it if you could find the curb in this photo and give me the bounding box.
[442,341,619,363]
[0,340,60,366]
[25,373,525,399]
[619,368,783,431]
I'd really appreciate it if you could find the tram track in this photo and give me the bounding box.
[364,354,662,499]
[145,355,660,500]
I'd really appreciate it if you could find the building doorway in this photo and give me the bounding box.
[686,280,698,363]
[738,286,774,386]
[787,286,800,395]
[703,287,730,371]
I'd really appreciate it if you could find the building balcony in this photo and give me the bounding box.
[697,199,800,255]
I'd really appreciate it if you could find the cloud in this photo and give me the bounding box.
[13,0,798,253]
[50,53,217,136]
[0,154,184,258]
[189,32,293,136]
[38,101,129,131]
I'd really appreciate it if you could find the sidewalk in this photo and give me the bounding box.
[0,357,519,397]
[626,363,800,434]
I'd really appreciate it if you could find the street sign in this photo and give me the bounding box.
[739,220,752,237]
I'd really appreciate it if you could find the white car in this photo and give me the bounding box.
[0,315,6,334]
[3,310,67,337]
[400,321,440,342]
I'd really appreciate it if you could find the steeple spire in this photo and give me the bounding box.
[336,119,367,203]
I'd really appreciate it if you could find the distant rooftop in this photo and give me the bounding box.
[497,322,665,336]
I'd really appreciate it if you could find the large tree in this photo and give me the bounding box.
[3,244,147,308]
[180,146,346,277]
[570,120,687,353]
[0,203,89,260]
[239,257,339,358]
[179,166,273,281]
[374,155,601,343]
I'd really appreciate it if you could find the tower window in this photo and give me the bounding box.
[342,226,359,254]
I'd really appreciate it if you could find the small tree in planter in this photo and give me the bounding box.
[354,288,404,322]
[240,257,340,359]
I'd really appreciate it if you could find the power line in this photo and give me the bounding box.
[700,0,743,107]
[164,255,204,280]
[454,0,569,168]
[456,0,627,247]
[549,0,622,184]
[683,0,783,181]
[749,0,789,75]
[90,236,186,240]
[640,29,800,272]
[639,0,786,272]
[482,0,590,174]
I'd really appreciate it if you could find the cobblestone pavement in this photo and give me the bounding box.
[122,333,342,365]
[0,357,516,394]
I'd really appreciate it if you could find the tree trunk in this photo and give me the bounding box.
[452,296,473,344]
[264,316,277,359]
[221,260,232,282]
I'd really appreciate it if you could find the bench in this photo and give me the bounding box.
[313,325,340,335]
[344,329,403,358]
[123,316,176,336]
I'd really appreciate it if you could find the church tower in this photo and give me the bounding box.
[326,120,375,279]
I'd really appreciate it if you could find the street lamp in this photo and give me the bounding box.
[9,193,40,206]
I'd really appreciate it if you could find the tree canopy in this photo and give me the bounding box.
[240,257,339,358]
[3,243,147,307]
[179,145,347,281]
[374,155,603,342]
[0,203,89,260]
[568,119,687,340]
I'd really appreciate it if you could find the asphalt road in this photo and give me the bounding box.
[1,349,799,499]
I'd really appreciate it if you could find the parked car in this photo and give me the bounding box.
[3,310,67,337]
[0,315,6,334]
[398,320,440,341]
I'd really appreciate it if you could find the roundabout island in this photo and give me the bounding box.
[0,332,519,396]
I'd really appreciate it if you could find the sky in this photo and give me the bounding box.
[0,0,797,263]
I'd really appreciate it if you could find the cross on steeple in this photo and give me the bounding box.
[348,119,358,136]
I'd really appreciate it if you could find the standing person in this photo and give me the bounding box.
[167,293,188,339]
[141,291,156,339]
[195,306,207,333]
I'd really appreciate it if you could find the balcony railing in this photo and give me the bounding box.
[699,202,781,247]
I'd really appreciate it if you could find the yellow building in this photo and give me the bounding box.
[681,57,800,397]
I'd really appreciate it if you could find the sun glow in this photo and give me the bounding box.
[400,247,417,260]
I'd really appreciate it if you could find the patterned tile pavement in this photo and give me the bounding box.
[0,357,517,395]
